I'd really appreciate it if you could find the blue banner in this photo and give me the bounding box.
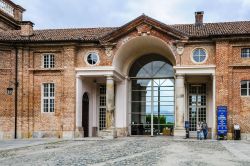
[217,106,228,135]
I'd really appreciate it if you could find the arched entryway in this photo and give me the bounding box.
[82,93,89,137]
[129,54,175,136]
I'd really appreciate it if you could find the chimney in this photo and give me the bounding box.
[20,21,34,37]
[195,11,204,26]
[14,5,25,21]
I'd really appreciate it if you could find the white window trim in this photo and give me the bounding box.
[190,48,208,64]
[42,53,55,69]
[41,83,55,113]
[84,51,100,66]
[241,80,250,97]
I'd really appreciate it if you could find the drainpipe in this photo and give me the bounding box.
[14,47,18,139]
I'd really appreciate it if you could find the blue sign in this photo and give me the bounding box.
[217,106,228,135]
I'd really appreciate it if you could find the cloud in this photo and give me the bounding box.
[12,0,250,29]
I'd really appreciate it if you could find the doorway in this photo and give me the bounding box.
[129,54,175,136]
[188,84,207,132]
[82,93,89,137]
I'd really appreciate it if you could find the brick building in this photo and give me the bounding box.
[0,0,249,139]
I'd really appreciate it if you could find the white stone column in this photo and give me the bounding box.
[212,74,216,139]
[174,74,186,136]
[106,75,117,138]
[75,76,83,137]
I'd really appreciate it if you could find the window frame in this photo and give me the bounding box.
[241,48,250,58]
[85,51,100,66]
[191,48,208,64]
[241,80,250,97]
[42,53,55,69]
[41,83,55,113]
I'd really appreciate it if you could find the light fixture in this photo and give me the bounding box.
[7,87,14,95]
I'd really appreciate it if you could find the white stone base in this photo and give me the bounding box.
[240,133,250,140]
[75,127,84,138]
[63,131,74,139]
[99,129,117,139]
[174,128,186,137]
[0,131,15,140]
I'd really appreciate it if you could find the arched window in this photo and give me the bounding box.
[129,54,174,78]
[129,54,175,136]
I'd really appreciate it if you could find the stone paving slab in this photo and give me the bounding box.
[0,139,62,151]
[0,137,249,166]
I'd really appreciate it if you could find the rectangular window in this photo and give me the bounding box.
[43,54,55,68]
[42,83,55,112]
[241,80,250,96]
[241,48,250,58]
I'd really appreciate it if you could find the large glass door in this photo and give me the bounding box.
[131,79,175,135]
[188,84,207,131]
[129,54,175,136]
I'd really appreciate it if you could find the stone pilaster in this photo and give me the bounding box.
[174,74,186,137]
[212,74,216,139]
[105,75,117,138]
[75,76,84,138]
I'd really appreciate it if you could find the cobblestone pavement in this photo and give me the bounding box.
[0,137,249,166]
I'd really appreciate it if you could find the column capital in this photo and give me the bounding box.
[175,74,185,79]
[106,75,114,80]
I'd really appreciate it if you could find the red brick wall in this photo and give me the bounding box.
[0,28,250,139]
[216,41,250,135]
[180,44,215,66]
[0,46,77,139]
[0,49,15,139]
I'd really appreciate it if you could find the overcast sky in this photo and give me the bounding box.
[12,0,250,30]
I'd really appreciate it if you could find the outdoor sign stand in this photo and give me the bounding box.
[217,106,228,140]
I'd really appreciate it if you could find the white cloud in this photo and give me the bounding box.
[12,0,250,29]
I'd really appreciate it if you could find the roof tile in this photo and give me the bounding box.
[0,21,250,42]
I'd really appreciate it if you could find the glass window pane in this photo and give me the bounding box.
[193,50,199,56]
[87,53,99,65]
[193,55,200,62]
[154,101,174,106]
[241,48,250,58]
[241,81,247,88]
[193,48,207,63]
[132,79,151,90]
[132,90,151,100]
[131,124,151,135]
[153,90,174,96]
[241,89,247,96]
[131,114,151,124]
[44,84,48,97]
[50,99,54,112]
[131,102,151,114]
[129,55,174,78]
[153,106,174,114]
[43,99,48,112]
[153,115,174,124]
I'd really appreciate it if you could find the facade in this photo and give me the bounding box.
[0,0,250,140]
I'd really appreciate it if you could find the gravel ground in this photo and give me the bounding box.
[0,137,249,166]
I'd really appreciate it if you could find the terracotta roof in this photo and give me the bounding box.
[171,21,250,38]
[0,19,250,42]
[0,27,118,42]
